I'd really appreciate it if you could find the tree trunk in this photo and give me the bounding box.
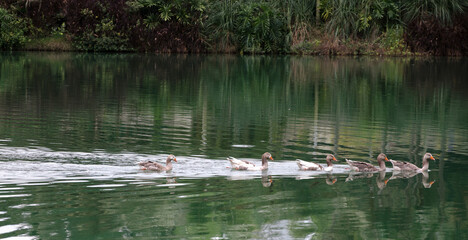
[316,0,320,25]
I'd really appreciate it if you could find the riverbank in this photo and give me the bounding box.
[2,0,466,56]
[18,32,415,57]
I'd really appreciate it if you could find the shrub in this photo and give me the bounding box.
[127,0,206,52]
[0,7,30,50]
[205,0,289,53]
[66,0,132,52]
[72,9,130,52]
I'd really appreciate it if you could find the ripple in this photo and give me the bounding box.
[232,145,255,148]
[1,236,37,240]
[0,188,24,191]
[0,223,31,234]
[87,184,127,188]
[0,194,31,198]
[9,204,43,209]
[52,180,89,184]
[156,183,191,187]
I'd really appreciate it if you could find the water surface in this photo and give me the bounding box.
[0,53,467,239]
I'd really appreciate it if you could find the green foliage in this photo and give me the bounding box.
[203,0,238,51]
[0,8,30,50]
[51,22,66,37]
[127,0,206,28]
[73,8,130,52]
[321,0,402,38]
[378,26,409,55]
[205,0,289,53]
[403,0,467,26]
[280,0,317,45]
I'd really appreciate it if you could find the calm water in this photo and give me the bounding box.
[0,53,467,239]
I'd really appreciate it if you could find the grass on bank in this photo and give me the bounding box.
[23,36,73,51]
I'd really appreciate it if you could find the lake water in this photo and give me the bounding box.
[0,52,467,239]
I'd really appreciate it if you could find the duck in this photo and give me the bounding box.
[346,153,389,172]
[138,154,177,171]
[228,152,273,171]
[296,154,337,171]
[389,152,435,172]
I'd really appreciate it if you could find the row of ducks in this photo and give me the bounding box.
[138,152,435,173]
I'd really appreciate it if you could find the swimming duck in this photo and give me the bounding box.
[296,154,337,171]
[389,153,435,172]
[346,153,389,172]
[138,154,177,171]
[228,152,273,171]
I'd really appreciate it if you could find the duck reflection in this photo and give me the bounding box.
[261,173,273,188]
[345,172,374,182]
[166,177,177,184]
[384,171,435,188]
[422,171,435,188]
[326,174,337,185]
[375,171,387,190]
[384,171,418,186]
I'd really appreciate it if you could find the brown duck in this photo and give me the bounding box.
[138,154,177,171]
[346,153,389,172]
[389,153,435,172]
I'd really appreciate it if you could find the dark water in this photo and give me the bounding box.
[0,53,467,239]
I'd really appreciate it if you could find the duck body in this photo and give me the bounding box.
[296,159,323,171]
[389,160,420,172]
[346,159,377,172]
[297,154,337,171]
[346,153,389,172]
[228,152,273,171]
[296,160,323,171]
[390,153,435,172]
[139,154,177,171]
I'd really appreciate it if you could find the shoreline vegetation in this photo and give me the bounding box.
[1,0,467,56]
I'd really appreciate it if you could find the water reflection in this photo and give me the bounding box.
[376,171,387,190]
[345,172,374,182]
[325,174,337,185]
[385,170,435,189]
[1,53,467,162]
[0,53,467,239]
[261,173,273,188]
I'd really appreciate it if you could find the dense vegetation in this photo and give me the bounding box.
[0,0,467,55]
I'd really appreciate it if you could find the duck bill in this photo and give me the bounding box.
[270,156,274,160]
[430,156,435,161]
[174,158,177,162]
[385,157,389,162]
[333,157,337,161]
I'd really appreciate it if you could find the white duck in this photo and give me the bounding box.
[389,153,435,172]
[228,152,273,171]
[296,154,337,171]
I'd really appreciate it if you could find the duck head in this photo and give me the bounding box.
[166,154,177,163]
[326,154,338,166]
[261,152,273,166]
[423,153,435,162]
